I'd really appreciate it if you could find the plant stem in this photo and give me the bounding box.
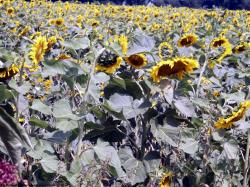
[76,122,83,157]
[195,58,208,97]
[139,114,147,160]
[243,129,250,187]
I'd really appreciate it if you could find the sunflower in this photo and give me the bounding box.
[47,36,57,51]
[18,26,31,37]
[6,7,15,16]
[51,18,64,27]
[0,65,19,82]
[150,57,199,82]
[210,37,232,63]
[210,37,229,48]
[232,42,250,54]
[118,35,128,55]
[95,50,122,74]
[29,36,48,67]
[125,54,147,69]
[177,34,198,47]
[158,42,173,59]
[159,172,173,187]
[214,100,250,129]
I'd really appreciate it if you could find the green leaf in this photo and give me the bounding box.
[42,59,83,76]
[0,107,32,164]
[223,141,238,160]
[29,117,49,129]
[54,119,78,132]
[94,140,126,178]
[62,37,90,50]
[110,77,126,89]
[123,158,147,185]
[174,97,197,117]
[40,155,60,173]
[84,122,104,130]
[128,29,155,55]
[179,138,198,155]
[53,99,80,120]
[0,84,14,103]
[102,101,126,120]
[31,99,52,115]
[8,79,31,95]
[151,123,179,147]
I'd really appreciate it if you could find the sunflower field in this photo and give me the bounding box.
[0,0,250,186]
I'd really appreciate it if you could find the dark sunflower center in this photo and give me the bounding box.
[236,45,245,52]
[128,55,144,66]
[157,64,172,76]
[160,47,171,57]
[213,40,225,47]
[97,51,118,67]
[158,61,187,77]
[180,37,193,46]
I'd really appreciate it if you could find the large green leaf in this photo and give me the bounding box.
[53,99,80,120]
[62,37,90,50]
[31,99,53,115]
[42,59,83,76]
[0,107,32,164]
[54,119,78,132]
[0,84,14,103]
[93,140,126,179]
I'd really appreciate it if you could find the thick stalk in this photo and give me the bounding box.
[195,59,208,97]
[139,114,147,160]
[243,129,250,187]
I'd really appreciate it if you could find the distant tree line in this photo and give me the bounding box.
[55,0,250,10]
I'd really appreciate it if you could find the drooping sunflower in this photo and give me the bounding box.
[0,65,19,82]
[125,54,147,69]
[29,36,48,67]
[214,100,250,129]
[158,42,173,59]
[177,34,198,47]
[159,172,173,187]
[95,50,122,74]
[232,42,250,54]
[150,57,199,83]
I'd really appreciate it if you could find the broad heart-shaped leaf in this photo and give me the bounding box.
[107,93,147,119]
[179,138,198,155]
[102,101,126,120]
[42,59,84,76]
[0,107,32,165]
[0,107,32,148]
[93,140,126,179]
[223,141,239,160]
[40,155,60,173]
[54,119,78,132]
[123,158,147,185]
[61,37,90,50]
[31,99,53,115]
[151,123,179,147]
[221,91,246,104]
[53,99,80,120]
[0,84,14,103]
[8,79,31,95]
[174,97,197,117]
[128,29,155,55]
